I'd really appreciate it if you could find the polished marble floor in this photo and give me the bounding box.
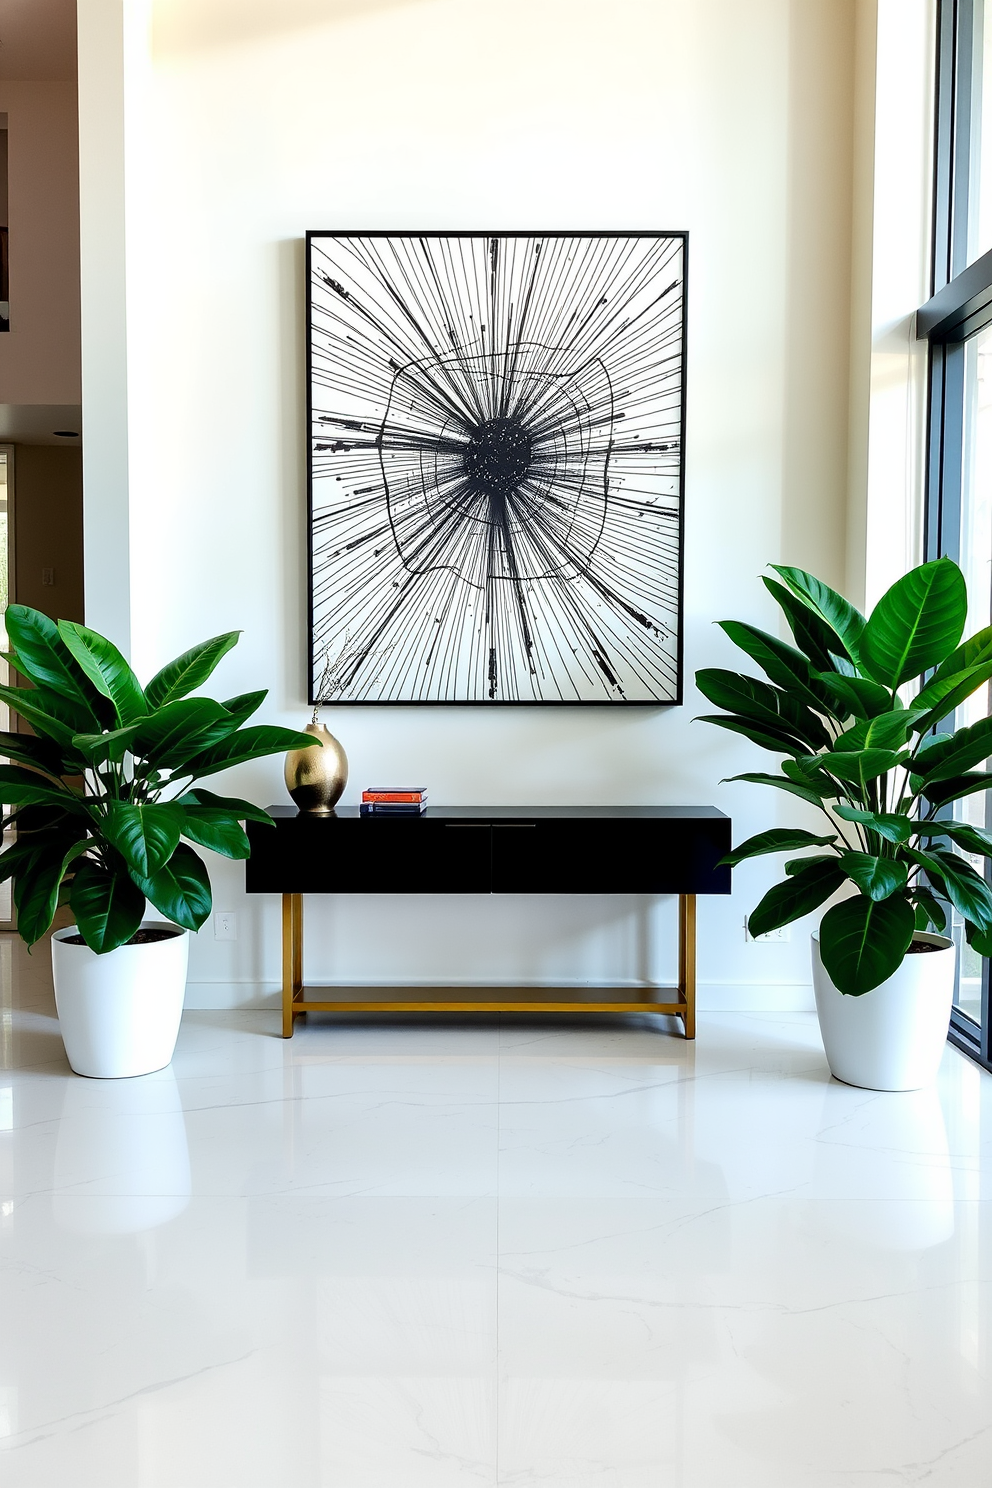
[1,937,991,1486]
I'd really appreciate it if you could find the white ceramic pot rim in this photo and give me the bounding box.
[52,921,186,948]
[812,928,953,953]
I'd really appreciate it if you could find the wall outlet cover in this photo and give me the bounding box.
[745,921,791,943]
[214,911,237,941]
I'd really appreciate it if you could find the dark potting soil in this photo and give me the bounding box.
[61,928,181,947]
[907,939,943,953]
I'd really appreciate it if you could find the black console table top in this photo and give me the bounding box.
[246,805,731,898]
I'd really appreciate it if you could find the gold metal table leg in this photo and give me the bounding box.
[282,893,304,1038]
[678,893,696,1039]
[281,891,697,1039]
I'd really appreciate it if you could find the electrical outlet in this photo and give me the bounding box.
[214,911,238,941]
[41,568,54,587]
[744,920,790,943]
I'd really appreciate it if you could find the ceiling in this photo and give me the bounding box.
[0,0,75,83]
[0,405,81,445]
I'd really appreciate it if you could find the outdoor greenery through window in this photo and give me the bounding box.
[949,326,992,1023]
[0,452,11,924]
[920,0,992,1069]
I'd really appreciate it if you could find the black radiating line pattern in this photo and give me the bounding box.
[308,232,685,703]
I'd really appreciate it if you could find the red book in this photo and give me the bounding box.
[362,789,427,803]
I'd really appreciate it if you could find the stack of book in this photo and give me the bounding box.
[360,788,428,816]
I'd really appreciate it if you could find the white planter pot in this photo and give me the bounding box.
[811,930,955,1091]
[52,922,189,1079]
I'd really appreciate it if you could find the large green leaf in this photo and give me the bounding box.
[2,803,77,837]
[173,788,273,825]
[909,846,992,930]
[930,622,992,683]
[724,772,831,809]
[767,566,867,661]
[167,692,270,759]
[781,759,845,799]
[913,713,992,782]
[834,804,913,844]
[859,558,967,687]
[71,721,146,765]
[102,802,184,879]
[219,691,268,725]
[747,858,846,937]
[144,631,241,709]
[177,808,250,859]
[910,666,992,734]
[134,842,212,931]
[911,885,947,932]
[965,918,992,957]
[3,605,104,722]
[56,621,147,725]
[0,829,80,886]
[696,713,813,757]
[178,725,319,780]
[0,838,41,885]
[696,669,831,749]
[0,764,85,812]
[814,673,894,721]
[784,853,840,876]
[819,894,915,995]
[819,747,905,787]
[70,857,147,954]
[915,771,992,808]
[130,698,235,768]
[838,851,908,901]
[0,730,65,777]
[717,622,834,712]
[835,710,917,752]
[913,819,992,856]
[13,837,89,947]
[720,828,837,868]
[762,577,842,672]
[0,681,95,756]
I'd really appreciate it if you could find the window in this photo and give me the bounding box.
[920,0,992,1071]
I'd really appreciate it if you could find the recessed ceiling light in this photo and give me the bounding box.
[53,430,79,438]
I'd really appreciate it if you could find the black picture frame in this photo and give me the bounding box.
[306,230,687,706]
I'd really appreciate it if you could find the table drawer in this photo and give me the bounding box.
[490,817,731,893]
[246,817,492,893]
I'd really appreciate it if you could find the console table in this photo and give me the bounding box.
[245,806,731,1039]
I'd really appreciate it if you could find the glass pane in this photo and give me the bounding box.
[969,1,992,264]
[951,326,992,1026]
[971,1,992,260]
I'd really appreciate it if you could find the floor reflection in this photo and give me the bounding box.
[0,953,990,1486]
[53,1066,191,1236]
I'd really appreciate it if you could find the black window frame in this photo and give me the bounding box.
[921,0,992,1072]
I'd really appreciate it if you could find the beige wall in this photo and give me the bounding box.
[0,81,81,404]
[12,444,84,621]
[80,0,869,1007]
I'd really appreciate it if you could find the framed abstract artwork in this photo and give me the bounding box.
[306,231,686,704]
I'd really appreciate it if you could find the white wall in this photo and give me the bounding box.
[79,0,867,1009]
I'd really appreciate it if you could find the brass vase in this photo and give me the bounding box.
[284,722,348,814]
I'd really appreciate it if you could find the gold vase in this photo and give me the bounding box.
[284,722,348,814]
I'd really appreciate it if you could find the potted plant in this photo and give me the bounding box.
[0,605,317,1078]
[697,557,992,1090]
